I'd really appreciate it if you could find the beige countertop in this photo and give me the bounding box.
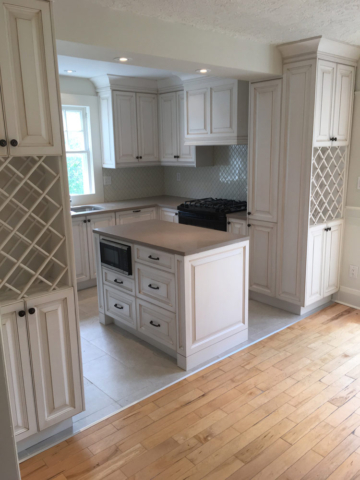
[94,220,249,256]
[70,196,190,217]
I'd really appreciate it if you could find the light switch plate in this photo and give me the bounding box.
[350,265,358,278]
[103,176,112,186]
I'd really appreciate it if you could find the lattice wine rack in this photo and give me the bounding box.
[309,146,347,226]
[0,155,70,302]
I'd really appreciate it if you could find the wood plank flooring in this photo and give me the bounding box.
[20,303,360,480]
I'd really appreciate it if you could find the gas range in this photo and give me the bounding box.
[177,198,247,231]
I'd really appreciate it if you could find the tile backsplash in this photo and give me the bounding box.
[103,166,164,202]
[164,145,248,200]
[103,145,248,202]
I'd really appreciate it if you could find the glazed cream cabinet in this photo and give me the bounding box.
[314,60,355,146]
[183,77,249,146]
[305,220,343,306]
[72,213,115,284]
[248,79,282,223]
[1,288,83,438]
[158,91,213,167]
[0,0,62,156]
[159,208,179,223]
[227,217,247,236]
[116,208,157,225]
[94,77,159,168]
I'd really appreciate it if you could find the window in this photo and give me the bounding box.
[62,106,95,195]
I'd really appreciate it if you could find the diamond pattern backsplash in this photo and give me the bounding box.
[310,146,346,225]
[104,145,248,202]
[164,145,248,200]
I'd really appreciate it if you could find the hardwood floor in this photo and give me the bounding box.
[20,302,360,480]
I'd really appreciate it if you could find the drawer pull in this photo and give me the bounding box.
[114,279,124,284]
[150,320,161,328]
[114,303,124,310]
[148,255,160,261]
[148,284,160,290]
[133,210,141,213]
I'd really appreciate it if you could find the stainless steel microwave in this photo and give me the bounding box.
[100,238,132,276]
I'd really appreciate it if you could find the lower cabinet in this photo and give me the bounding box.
[72,213,115,285]
[1,288,83,438]
[104,285,137,330]
[136,299,176,350]
[248,220,277,297]
[227,217,248,236]
[159,208,179,223]
[306,220,343,306]
[116,208,157,225]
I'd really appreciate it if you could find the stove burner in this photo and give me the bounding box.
[180,198,247,214]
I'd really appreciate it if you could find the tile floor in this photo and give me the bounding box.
[18,287,332,461]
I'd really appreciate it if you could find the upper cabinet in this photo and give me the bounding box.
[314,60,355,146]
[248,79,282,223]
[92,75,159,168]
[183,77,249,146]
[0,0,62,156]
[158,90,213,167]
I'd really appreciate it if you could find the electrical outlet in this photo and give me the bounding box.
[103,176,111,186]
[349,265,358,279]
[357,177,360,190]
[177,173,181,182]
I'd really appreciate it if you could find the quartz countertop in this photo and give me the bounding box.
[70,196,190,217]
[93,220,249,256]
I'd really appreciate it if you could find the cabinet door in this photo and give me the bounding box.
[227,219,247,236]
[0,77,7,156]
[323,221,343,296]
[26,288,83,430]
[87,213,115,279]
[332,65,355,145]
[1,302,37,441]
[249,80,281,222]
[177,91,195,163]
[314,60,336,146]
[0,0,62,156]
[71,216,90,284]
[159,93,177,163]
[210,82,236,134]
[305,225,326,306]
[159,208,179,223]
[116,208,157,225]
[185,87,208,136]
[136,93,159,162]
[113,91,138,165]
[249,221,277,297]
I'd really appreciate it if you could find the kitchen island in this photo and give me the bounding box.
[93,220,249,370]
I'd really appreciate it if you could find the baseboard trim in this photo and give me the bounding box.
[332,286,360,309]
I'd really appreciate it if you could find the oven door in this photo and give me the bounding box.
[178,211,227,231]
[100,239,132,276]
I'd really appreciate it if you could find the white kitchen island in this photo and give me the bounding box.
[93,220,249,370]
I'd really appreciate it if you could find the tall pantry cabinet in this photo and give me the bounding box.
[248,37,359,313]
[0,0,83,448]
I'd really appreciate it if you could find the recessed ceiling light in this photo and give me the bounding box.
[196,68,210,74]
[65,70,76,73]
[114,57,132,62]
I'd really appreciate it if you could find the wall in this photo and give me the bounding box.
[334,65,360,308]
[163,145,248,200]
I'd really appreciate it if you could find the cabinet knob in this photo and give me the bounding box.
[248,212,251,215]
[0,139,7,147]
[10,139,18,147]
[330,137,338,142]
[28,308,35,315]
[247,224,252,227]
[83,219,87,223]
[87,219,91,222]
[139,156,142,159]
[227,221,231,225]
[136,156,139,159]
[175,212,178,215]
[18,310,26,317]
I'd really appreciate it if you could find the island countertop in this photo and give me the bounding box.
[93,220,249,256]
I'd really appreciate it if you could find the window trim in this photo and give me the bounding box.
[62,105,95,196]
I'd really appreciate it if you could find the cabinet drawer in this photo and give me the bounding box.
[134,244,174,272]
[116,208,157,225]
[104,286,136,329]
[135,263,176,312]
[136,299,176,350]
[102,268,135,295]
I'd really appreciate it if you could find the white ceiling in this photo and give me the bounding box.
[86,0,360,46]
[57,55,194,80]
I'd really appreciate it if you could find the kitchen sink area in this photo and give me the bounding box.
[71,205,104,214]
